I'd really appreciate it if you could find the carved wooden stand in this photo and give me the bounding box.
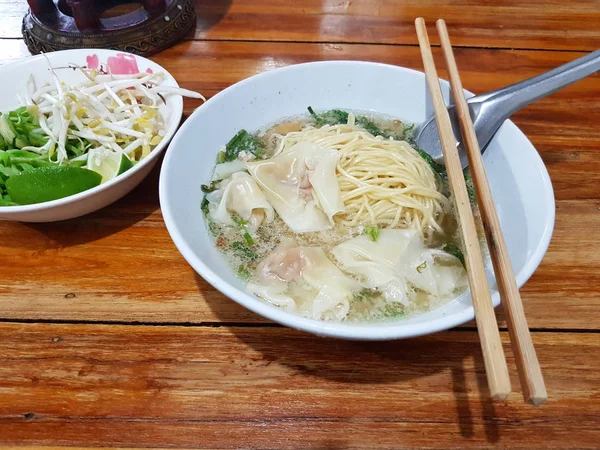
[22,0,196,56]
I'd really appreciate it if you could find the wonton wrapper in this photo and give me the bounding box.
[207,171,274,231]
[331,229,466,306]
[247,238,356,320]
[246,142,344,233]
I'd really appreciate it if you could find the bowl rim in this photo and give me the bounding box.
[160,60,556,340]
[0,48,183,214]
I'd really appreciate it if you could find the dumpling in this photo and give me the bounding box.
[247,238,356,320]
[206,171,274,231]
[211,160,246,181]
[246,141,344,233]
[248,239,354,320]
[331,229,466,306]
[246,283,297,311]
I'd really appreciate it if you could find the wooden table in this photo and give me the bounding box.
[1,1,599,448]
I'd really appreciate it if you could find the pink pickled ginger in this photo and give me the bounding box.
[107,53,140,75]
[86,54,99,70]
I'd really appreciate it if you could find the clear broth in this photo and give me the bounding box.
[205,110,481,322]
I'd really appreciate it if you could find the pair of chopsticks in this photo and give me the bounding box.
[414,18,547,405]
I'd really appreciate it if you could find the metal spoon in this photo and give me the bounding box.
[415,49,600,168]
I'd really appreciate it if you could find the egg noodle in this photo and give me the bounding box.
[274,114,450,241]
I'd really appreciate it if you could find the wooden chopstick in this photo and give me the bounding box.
[414,17,511,401]
[436,19,547,406]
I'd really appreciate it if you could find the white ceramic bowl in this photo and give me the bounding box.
[0,49,183,222]
[160,61,555,340]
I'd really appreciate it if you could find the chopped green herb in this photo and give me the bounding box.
[443,242,466,268]
[237,265,252,280]
[416,262,427,273]
[306,107,419,144]
[355,116,385,137]
[231,241,258,260]
[201,180,220,193]
[307,106,349,126]
[401,123,415,142]
[243,231,254,246]
[224,129,264,162]
[353,288,379,302]
[383,303,406,318]
[231,214,249,226]
[307,106,392,138]
[64,137,88,158]
[217,150,226,164]
[415,147,447,177]
[230,214,254,245]
[415,146,477,206]
[0,107,48,150]
[464,170,476,203]
[363,225,380,242]
[201,196,209,215]
[413,150,476,205]
[207,220,220,236]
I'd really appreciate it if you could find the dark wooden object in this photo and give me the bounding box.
[22,0,195,56]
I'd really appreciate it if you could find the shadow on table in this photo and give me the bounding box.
[194,0,233,34]
[197,274,500,443]
[452,355,500,442]
[2,162,161,250]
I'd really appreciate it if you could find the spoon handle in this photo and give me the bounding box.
[474,50,600,117]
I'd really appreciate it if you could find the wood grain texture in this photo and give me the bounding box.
[193,0,600,51]
[2,0,600,51]
[0,193,598,329]
[0,41,598,330]
[0,323,599,449]
[0,3,599,447]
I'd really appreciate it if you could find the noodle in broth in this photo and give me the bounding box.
[275,115,451,242]
[202,109,470,322]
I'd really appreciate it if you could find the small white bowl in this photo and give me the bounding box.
[0,49,183,222]
[160,61,555,340]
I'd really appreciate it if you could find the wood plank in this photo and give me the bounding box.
[1,196,598,329]
[0,448,183,450]
[0,323,598,448]
[0,41,598,329]
[2,0,599,51]
[193,0,600,51]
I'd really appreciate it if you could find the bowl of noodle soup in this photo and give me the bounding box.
[160,61,555,340]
